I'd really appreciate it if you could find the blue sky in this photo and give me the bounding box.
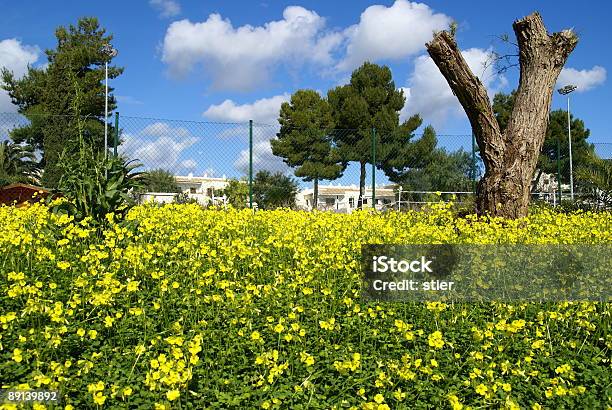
[0,0,609,181]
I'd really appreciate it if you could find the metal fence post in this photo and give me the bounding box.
[114,112,119,157]
[249,120,253,209]
[371,127,376,209]
[557,136,562,205]
[471,133,476,195]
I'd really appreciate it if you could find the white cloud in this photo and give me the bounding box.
[116,95,144,105]
[234,140,290,175]
[203,94,289,174]
[180,158,197,169]
[0,38,40,112]
[161,6,342,91]
[119,122,198,171]
[150,0,181,18]
[401,48,507,127]
[203,93,289,124]
[557,66,606,92]
[203,94,290,173]
[338,0,451,71]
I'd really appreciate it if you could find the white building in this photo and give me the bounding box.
[141,173,233,206]
[531,172,570,203]
[296,184,397,213]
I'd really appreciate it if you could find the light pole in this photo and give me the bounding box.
[102,44,118,161]
[557,84,577,200]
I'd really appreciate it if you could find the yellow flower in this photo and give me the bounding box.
[77,328,86,337]
[475,384,488,396]
[93,392,106,405]
[374,394,385,404]
[88,330,98,339]
[12,348,23,363]
[122,387,133,397]
[251,331,261,341]
[555,364,572,374]
[129,307,144,316]
[57,261,71,270]
[166,389,180,401]
[427,331,445,349]
[319,317,336,330]
[300,351,315,367]
[447,394,463,410]
[126,280,140,292]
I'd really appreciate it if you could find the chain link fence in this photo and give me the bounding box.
[1,112,610,211]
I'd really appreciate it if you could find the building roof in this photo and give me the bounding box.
[0,183,52,206]
[174,175,231,184]
[303,185,397,196]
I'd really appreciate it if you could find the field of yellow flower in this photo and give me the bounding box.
[1,202,611,409]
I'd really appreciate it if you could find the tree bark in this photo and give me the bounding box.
[426,12,577,218]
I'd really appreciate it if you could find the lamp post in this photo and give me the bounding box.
[102,44,118,161]
[557,84,577,200]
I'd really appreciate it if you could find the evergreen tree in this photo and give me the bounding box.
[271,89,344,209]
[328,62,426,207]
[143,169,181,193]
[398,148,473,192]
[253,170,299,210]
[1,17,123,187]
[377,121,438,183]
[222,179,249,209]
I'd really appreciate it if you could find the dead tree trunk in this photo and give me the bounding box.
[426,12,577,218]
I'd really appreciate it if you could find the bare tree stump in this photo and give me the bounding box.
[426,12,577,218]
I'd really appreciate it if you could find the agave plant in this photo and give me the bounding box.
[0,139,39,186]
[54,146,144,223]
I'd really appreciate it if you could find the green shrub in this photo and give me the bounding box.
[53,147,144,223]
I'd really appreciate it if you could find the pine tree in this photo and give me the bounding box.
[271,89,344,209]
[328,62,427,207]
[1,17,123,187]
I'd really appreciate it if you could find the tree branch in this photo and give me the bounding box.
[426,31,504,168]
[506,13,578,159]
